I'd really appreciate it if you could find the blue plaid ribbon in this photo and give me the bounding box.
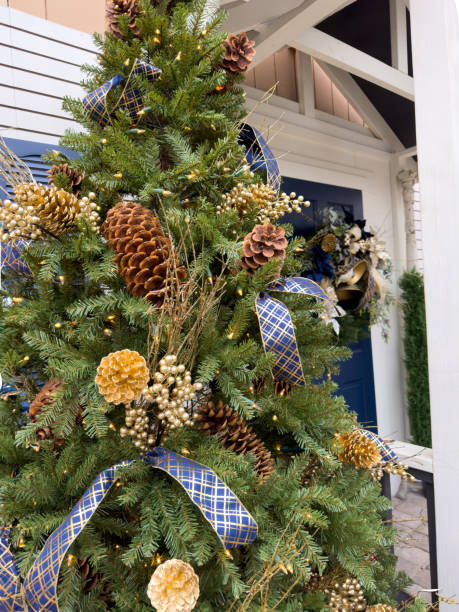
[82,59,162,128]
[1,240,32,280]
[239,123,281,193]
[256,277,330,387]
[0,448,257,612]
[0,529,25,611]
[360,429,398,463]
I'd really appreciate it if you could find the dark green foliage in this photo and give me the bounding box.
[399,271,431,447]
[0,0,413,609]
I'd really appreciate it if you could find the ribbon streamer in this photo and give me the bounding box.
[82,59,162,128]
[360,430,398,463]
[0,448,257,612]
[239,123,281,193]
[256,277,330,387]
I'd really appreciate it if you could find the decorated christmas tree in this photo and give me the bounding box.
[0,1,415,610]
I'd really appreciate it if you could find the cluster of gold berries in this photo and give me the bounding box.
[217,183,309,223]
[370,460,415,483]
[142,355,203,431]
[257,191,309,223]
[324,578,367,612]
[0,183,100,242]
[120,401,155,451]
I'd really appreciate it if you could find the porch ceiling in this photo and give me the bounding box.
[222,0,417,149]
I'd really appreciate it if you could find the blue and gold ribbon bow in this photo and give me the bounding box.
[359,429,398,463]
[0,448,257,612]
[239,123,281,193]
[256,277,330,387]
[82,59,162,128]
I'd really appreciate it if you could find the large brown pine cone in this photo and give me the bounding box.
[106,0,141,38]
[198,400,275,480]
[102,201,186,306]
[222,33,256,74]
[241,223,287,275]
[29,380,64,422]
[47,163,85,196]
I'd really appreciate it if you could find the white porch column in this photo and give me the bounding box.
[410,0,459,606]
[397,169,419,270]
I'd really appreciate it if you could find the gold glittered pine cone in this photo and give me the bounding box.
[95,349,150,405]
[102,201,186,306]
[106,0,141,38]
[222,32,256,74]
[29,380,65,422]
[47,163,85,196]
[366,606,398,612]
[336,430,381,469]
[325,577,367,612]
[2,183,100,241]
[241,223,287,275]
[147,559,199,612]
[321,233,337,253]
[14,182,79,235]
[198,400,275,480]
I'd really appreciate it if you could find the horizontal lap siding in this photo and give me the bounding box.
[0,6,96,144]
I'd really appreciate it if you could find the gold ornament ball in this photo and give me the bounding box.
[147,559,199,612]
[95,349,149,405]
[366,606,398,612]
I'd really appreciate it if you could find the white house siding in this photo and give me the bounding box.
[0,6,96,144]
[0,6,408,442]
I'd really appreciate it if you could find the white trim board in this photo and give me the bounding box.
[252,0,357,66]
[292,27,415,101]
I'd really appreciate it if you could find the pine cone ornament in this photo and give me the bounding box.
[301,458,320,487]
[78,558,112,601]
[102,202,186,306]
[241,223,287,275]
[29,380,64,422]
[336,430,381,469]
[366,606,397,612]
[253,377,292,396]
[147,559,199,612]
[198,400,275,480]
[325,577,367,612]
[47,163,85,196]
[222,32,256,74]
[0,183,100,241]
[106,0,141,38]
[321,233,337,253]
[95,349,150,405]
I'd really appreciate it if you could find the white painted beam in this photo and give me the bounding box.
[315,60,405,152]
[295,51,315,116]
[252,0,356,67]
[410,0,459,606]
[225,0,302,34]
[394,145,417,159]
[292,27,415,100]
[389,0,408,73]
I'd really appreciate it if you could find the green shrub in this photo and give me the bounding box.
[399,271,431,447]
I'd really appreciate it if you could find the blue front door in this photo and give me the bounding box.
[280,177,378,429]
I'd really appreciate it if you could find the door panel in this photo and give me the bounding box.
[280,177,378,429]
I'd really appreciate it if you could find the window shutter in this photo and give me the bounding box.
[0,138,75,198]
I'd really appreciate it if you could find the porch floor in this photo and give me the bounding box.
[393,480,431,603]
